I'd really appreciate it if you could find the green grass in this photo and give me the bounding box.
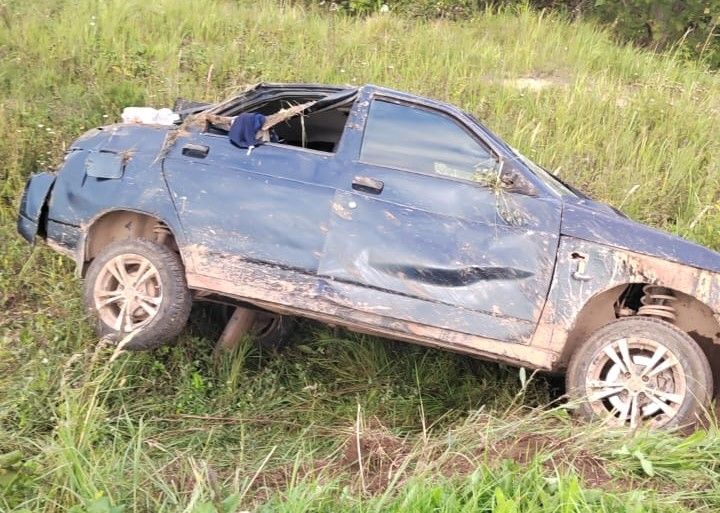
[2,0,720,511]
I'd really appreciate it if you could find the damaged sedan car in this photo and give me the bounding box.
[18,82,720,429]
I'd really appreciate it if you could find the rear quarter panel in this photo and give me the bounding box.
[46,125,186,266]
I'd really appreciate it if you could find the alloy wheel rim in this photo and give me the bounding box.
[93,254,163,333]
[585,336,687,428]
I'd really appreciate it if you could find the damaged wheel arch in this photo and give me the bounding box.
[78,209,186,276]
[556,283,720,368]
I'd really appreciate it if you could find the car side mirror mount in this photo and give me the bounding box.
[474,157,537,197]
[500,168,537,196]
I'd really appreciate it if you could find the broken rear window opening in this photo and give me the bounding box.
[206,89,357,153]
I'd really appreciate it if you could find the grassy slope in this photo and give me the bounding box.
[1,1,720,511]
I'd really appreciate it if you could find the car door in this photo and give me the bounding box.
[162,128,342,279]
[318,93,562,343]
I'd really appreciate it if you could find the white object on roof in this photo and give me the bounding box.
[121,107,179,125]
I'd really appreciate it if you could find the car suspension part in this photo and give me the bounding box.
[637,284,677,322]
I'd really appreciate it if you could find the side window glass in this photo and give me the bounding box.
[360,100,497,181]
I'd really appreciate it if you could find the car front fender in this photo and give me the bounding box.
[531,236,720,369]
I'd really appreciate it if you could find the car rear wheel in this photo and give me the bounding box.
[566,317,713,430]
[83,238,192,350]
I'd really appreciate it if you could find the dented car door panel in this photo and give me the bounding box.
[319,187,560,341]
[318,90,562,342]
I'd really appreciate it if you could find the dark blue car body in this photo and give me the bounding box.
[17,83,720,371]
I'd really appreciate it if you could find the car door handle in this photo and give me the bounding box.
[182,144,209,158]
[352,176,384,194]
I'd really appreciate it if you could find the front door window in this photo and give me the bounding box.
[360,100,497,181]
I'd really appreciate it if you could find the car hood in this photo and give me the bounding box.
[560,196,720,273]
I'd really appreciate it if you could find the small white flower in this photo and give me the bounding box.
[89,21,95,26]
[380,4,389,13]
[102,114,108,118]
[37,124,44,128]
[41,357,49,364]
[340,68,346,73]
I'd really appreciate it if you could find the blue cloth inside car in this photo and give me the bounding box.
[229,112,266,149]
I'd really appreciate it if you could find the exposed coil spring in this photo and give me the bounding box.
[637,284,677,322]
[153,222,171,244]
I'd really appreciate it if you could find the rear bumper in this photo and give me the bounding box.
[46,220,82,256]
[17,213,38,243]
[16,171,56,243]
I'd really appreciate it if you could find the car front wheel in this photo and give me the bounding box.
[566,317,713,430]
[83,238,192,350]
[252,312,295,350]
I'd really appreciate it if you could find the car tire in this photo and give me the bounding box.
[566,317,713,430]
[83,238,192,350]
[251,312,295,350]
